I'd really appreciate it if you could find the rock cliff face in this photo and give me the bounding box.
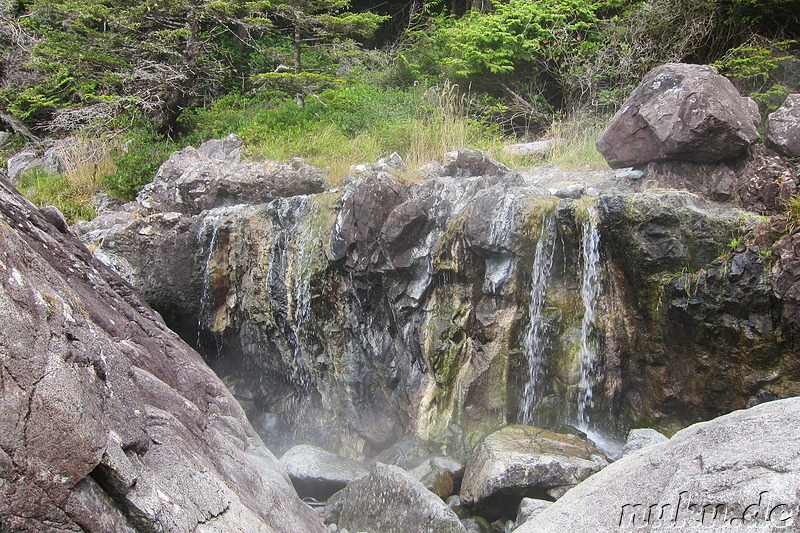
[0,171,324,532]
[76,143,800,461]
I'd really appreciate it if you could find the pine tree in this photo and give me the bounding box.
[247,0,387,105]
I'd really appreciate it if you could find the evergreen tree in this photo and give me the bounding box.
[246,0,387,105]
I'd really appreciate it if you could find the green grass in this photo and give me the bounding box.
[17,168,97,223]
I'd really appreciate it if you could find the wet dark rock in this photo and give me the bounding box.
[597,63,760,167]
[0,171,323,532]
[329,173,408,269]
[774,232,800,329]
[137,134,326,214]
[325,463,466,533]
[598,192,741,287]
[460,426,608,520]
[515,399,800,533]
[280,444,369,500]
[75,144,800,470]
[766,94,800,158]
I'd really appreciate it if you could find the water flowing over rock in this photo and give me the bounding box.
[459,425,608,519]
[0,172,324,532]
[76,139,800,472]
[597,63,760,167]
[515,398,800,533]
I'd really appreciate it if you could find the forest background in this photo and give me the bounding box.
[1,0,798,220]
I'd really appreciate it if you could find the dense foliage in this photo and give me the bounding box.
[1,0,798,214]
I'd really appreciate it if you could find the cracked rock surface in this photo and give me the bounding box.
[0,170,324,532]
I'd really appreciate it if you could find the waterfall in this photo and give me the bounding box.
[576,207,601,429]
[518,213,557,425]
[197,214,222,349]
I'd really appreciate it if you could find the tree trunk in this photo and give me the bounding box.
[293,18,304,107]
[0,111,38,141]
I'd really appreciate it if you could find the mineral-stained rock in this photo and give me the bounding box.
[280,444,369,500]
[75,146,800,471]
[598,192,742,287]
[0,171,324,532]
[515,398,800,533]
[137,133,327,214]
[408,456,465,499]
[766,94,800,158]
[459,425,609,520]
[597,63,760,167]
[325,463,466,533]
[621,428,669,456]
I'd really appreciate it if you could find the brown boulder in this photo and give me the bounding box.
[597,63,760,167]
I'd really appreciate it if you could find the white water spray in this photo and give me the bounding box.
[577,208,601,429]
[518,213,557,425]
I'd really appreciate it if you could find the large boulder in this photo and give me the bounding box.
[325,463,466,533]
[766,94,800,158]
[328,172,409,270]
[597,63,760,167]
[0,171,324,532]
[279,444,369,500]
[137,134,327,214]
[459,426,608,519]
[516,398,800,532]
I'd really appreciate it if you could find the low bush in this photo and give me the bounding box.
[104,130,177,200]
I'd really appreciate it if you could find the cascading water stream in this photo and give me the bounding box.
[518,213,557,425]
[197,214,222,350]
[576,207,601,430]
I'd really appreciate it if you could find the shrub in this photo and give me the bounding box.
[104,130,176,200]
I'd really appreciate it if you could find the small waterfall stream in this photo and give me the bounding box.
[518,213,557,425]
[577,208,601,429]
[517,204,619,455]
[197,214,223,352]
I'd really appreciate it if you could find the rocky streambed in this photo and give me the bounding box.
[4,63,800,531]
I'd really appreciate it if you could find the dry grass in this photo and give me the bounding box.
[58,138,117,193]
[496,116,610,171]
